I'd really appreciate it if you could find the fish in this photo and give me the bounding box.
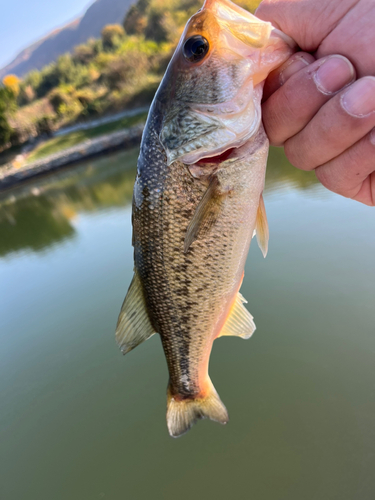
[116,0,296,437]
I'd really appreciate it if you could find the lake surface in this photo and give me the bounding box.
[1,147,374,500]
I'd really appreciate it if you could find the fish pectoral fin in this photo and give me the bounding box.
[184,176,224,253]
[255,193,269,258]
[218,292,256,339]
[115,271,156,355]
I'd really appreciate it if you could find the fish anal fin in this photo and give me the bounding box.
[218,292,256,339]
[184,176,224,253]
[115,271,156,355]
[256,193,269,258]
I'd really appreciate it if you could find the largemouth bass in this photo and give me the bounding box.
[116,0,295,437]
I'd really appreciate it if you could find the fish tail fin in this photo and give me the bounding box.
[166,379,228,438]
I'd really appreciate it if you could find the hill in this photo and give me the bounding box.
[0,0,137,80]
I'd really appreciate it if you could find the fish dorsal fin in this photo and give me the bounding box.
[184,176,223,253]
[256,193,269,258]
[115,271,156,355]
[218,292,256,339]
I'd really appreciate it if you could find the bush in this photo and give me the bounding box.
[35,115,55,136]
[49,88,71,113]
[101,25,125,50]
[75,88,96,106]
[0,113,12,149]
[80,99,104,118]
[123,5,147,35]
[35,64,60,98]
[58,100,84,120]
[144,9,170,42]
[101,52,148,90]
[73,44,96,65]
[0,86,16,149]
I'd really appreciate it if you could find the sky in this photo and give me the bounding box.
[0,0,94,69]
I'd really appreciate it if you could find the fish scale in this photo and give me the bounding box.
[115,0,295,437]
[134,110,267,401]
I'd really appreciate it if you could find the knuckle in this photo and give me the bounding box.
[315,167,335,191]
[315,166,349,197]
[284,138,313,171]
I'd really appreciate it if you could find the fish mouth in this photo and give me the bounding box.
[188,132,267,181]
[194,132,265,166]
[195,147,237,165]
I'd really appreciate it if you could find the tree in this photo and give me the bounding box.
[123,5,147,35]
[101,52,148,90]
[101,25,125,50]
[0,86,15,148]
[73,44,95,65]
[3,75,20,97]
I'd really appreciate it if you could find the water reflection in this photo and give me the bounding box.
[1,144,374,500]
[266,146,318,192]
[0,146,317,258]
[0,148,139,257]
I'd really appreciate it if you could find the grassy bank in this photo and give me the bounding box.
[26,110,147,163]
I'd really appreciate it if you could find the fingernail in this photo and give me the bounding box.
[370,128,375,146]
[279,55,311,85]
[341,77,375,117]
[313,55,355,95]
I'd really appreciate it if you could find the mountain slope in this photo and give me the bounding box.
[0,0,136,80]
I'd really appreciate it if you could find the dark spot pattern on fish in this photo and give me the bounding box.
[131,96,269,399]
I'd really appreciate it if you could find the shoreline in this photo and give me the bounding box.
[0,123,144,191]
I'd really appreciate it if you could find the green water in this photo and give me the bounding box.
[1,147,374,500]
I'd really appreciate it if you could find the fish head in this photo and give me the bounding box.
[158,0,296,165]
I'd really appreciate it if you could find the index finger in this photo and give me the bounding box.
[262,55,355,146]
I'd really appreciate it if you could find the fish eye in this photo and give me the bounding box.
[183,35,209,63]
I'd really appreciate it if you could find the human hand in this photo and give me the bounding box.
[256,0,375,206]
[256,0,375,77]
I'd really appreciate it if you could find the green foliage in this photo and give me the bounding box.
[144,9,171,42]
[0,86,16,148]
[101,25,126,50]
[34,115,55,136]
[24,70,42,91]
[48,87,71,113]
[101,51,149,89]
[34,64,60,98]
[0,113,12,148]
[73,44,96,65]
[26,54,92,100]
[123,5,147,35]
[0,85,17,114]
[2,0,262,153]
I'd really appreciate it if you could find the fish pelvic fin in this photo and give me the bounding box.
[166,379,228,438]
[256,193,269,258]
[115,271,156,355]
[218,292,256,339]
